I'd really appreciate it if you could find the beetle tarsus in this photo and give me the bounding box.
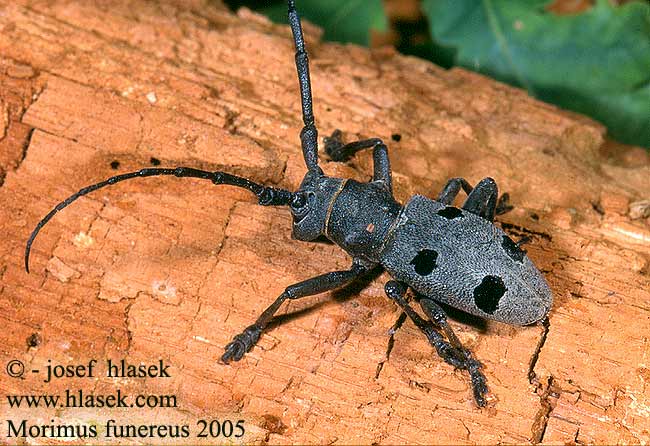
[221,324,262,363]
[465,354,488,407]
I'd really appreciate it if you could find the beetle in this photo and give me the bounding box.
[25,0,552,406]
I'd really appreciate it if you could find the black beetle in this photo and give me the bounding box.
[25,0,552,406]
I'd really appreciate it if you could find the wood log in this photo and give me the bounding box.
[1,1,649,444]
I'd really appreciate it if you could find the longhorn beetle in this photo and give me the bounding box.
[25,0,553,406]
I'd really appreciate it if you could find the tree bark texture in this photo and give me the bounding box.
[1,1,649,444]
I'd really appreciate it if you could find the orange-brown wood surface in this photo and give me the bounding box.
[1,1,649,444]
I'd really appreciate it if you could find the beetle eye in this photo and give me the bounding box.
[291,192,312,221]
[291,192,307,209]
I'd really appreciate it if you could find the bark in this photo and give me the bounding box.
[1,1,649,444]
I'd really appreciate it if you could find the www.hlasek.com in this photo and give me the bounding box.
[4,358,245,440]
[7,388,177,409]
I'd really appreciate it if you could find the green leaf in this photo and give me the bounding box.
[258,0,387,46]
[421,0,650,147]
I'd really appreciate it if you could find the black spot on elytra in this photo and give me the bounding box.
[502,235,525,263]
[473,275,506,314]
[110,160,120,169]
[391,133,402,142]
[410,249,438,275]
[150,157,161,166]
[437,206,463,220]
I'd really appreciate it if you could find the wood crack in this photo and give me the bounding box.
[531,376,560,443]
[528,316,550,383]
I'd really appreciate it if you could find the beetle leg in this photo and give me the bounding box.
[324,129,382,161]
[384,281,488,407]
[221,260,372,363]
[436,177,473,205]
[419,298,462,349]
[417,298,488,405]
[324,130,392,193]
[516,235,532,247]
[371,143,392,193]
[462,177,499,221]
[495,192,513,215]
[438,177,511,221]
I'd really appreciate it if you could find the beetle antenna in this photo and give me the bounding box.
[287,0,321,173]
[25,167,293,273]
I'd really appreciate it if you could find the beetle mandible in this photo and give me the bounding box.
[25,0,553,406]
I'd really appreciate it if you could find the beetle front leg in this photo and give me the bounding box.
[221,260,372,363]
[324,129,380,161]
[324,130,392,192]
[384,281,488,407]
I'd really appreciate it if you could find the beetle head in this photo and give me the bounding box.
[291,170,343,241]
